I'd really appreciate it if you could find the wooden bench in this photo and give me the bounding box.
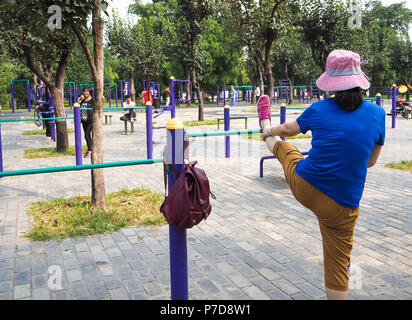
[104,114,113,125]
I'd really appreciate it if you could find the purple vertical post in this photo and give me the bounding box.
[376,93,382,108]
[73,104,83,166]
[11,82,15,113]
[280,103,286,141]
[170,77,176,118]
[120,80,124,105]
[224,105,230,158]
[74,86,79,102]
[49,96,56,142]
[115,85,119,107]
[217,86,220,106]
[146,102,153,159]
[108,87,112,108]
[128,82,131,96]
[391,85,397,129]
[223,87,226,106]
[0,124,3,178]
[286,88,289,105]
[166,118,187,300]
[27,81,32,112]
[69,84,73,108]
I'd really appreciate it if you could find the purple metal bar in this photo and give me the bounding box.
[223,87,226,106]
[391,85,397,129]
[0,124,3,178]
[11,82,15,113]
[108,87,112,108]
[280,104,286,141]
[260,152,309,178]
[120,80,125,105]
[27,81,32,112]
[224,105,230,158]
[49,96,56,142]
[146,102,153,159]
[166,121,187,300]
[170,78,176,118]
[217,86,220,106]
[69,84,73,108]
[115,85,119,107]
[376,93,382,108]
[73,105,83,165]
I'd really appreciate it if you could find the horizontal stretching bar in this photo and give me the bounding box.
[80,107,147,111]
[230,114,281,119]
[284,107,309,110]
[189,129,262,138]
[0,117,74,123]
[0,158,164,177]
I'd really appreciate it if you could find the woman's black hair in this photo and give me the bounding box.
[334,87,363,112]
[84,87,92,94]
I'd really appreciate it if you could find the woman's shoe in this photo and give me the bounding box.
[84,151,92,158]
[257,95,271,128]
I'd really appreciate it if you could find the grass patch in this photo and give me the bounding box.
[244,133,312,141]
[25,188,165,241]
[23,129,74,136]
[184,119,218,127]
[384,160,412,172]
[24,146,87,159]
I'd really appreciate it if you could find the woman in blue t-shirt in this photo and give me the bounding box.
[256,50,386,300]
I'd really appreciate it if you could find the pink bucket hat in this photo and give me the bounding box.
[316,50,370,91]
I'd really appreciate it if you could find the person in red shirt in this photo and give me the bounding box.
[141,89,154,105]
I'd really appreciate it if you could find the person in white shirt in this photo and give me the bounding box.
[254,86,261,101]
[120,95,136,122]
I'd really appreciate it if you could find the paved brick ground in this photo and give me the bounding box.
[0,102,411,300]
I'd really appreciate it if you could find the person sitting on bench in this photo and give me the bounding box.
[120,95,136,122]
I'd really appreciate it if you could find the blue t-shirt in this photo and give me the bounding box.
[296,98,386,208]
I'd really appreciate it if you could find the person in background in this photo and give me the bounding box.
[141,88,154,106]
[163,87,171,106]
[254,85,261,102]
[34,89,52,140]
[120,95,136,122]
[78,88,93,158]
[229,86,237,107]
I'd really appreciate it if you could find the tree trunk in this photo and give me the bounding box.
[129,72,136,101]
[258,65,264,96]
[284,64,294,105]
[50,86,69,152]
[91,0,106,208]
[264,38,275,102]
[185,65,191,107]
[192,68,203,121]
[22,46,71,153]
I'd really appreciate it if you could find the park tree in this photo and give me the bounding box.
[131,0,214,120]
[358,1,412,88]
[228,0,288,102]
[70,0,108,208]
[272,30,322,104]
[297,0,351,72]
[106,10,167,102]
[0,0,77,152]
